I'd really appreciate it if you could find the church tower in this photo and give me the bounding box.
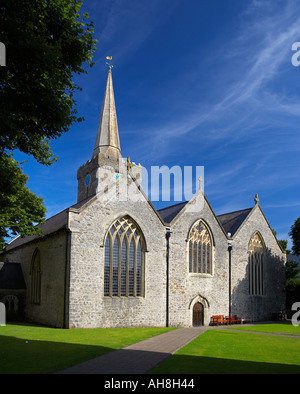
[77,60,142,203]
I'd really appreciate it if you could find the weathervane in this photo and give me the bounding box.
[106,56,113,70]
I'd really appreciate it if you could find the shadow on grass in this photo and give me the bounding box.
[59,348,300,375]
[0,334,114,374]
[150,353,300,374]
[1,325,300,374]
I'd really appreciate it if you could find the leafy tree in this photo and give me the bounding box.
[286,260,300,291]
[272,229,290,254]
[285,219,300,311]
[289,218,300,256]
[0,153,46,250]
[278,239,288,253]
[0,0,96,249]
[0,0,96,164]
[271,229,297,289]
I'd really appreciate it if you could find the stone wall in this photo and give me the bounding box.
[166,193,286,327]
[77,153,142,204]
[230,205,286,321]
[2,185,286,328]
[67,172,167,328]
[4,231,67,327]
[167,193,229,327]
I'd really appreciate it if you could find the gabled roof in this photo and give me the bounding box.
[5,192,254,251]
[157,201,253,237]
[158,201,188,224]
[217,208,253,237]
[4,210,67,251]
[4,196,95,252]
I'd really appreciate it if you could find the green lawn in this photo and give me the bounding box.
[151,323,300,374]
[224,322,300,335]
[0,323,176,374]
[1,323,299,374]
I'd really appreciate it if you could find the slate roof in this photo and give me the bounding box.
[158,201,253,236]
[5,193,253,253]
[0,262,26,289]
[4,209,68,251]
[158,201,188,224]
[5,196,95,251]
[217,208,252,237]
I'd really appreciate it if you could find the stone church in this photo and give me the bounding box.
[0,67,286,328]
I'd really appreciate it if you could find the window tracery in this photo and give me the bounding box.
[188,220,212,274]
[104,216,145,297]
[249,232,264,295]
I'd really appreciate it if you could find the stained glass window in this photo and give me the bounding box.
[104,216,145,297]
[249,233,264,295]
[188,220,212,274]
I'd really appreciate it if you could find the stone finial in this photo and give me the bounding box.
[198,176,203,191]
[127,156,134,171]
[254,194,259,205]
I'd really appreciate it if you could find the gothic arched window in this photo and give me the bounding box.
[104,216,145,297]
[30,249,41,304]
[188,220,213,274]
[249,232,264,295]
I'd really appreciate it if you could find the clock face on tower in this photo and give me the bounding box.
[84,174,91,187]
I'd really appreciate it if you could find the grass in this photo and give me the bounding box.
[0,323,176,374]
[151,323,300,374]
[224,322,300,335]
[1,322,299,374]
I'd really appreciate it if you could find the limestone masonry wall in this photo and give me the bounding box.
[68,174,166,328]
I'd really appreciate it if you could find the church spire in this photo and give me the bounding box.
[93,58,121,160]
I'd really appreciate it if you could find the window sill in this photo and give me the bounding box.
[103,295,144,298]
[249,294,264,297]
[188,273,213,278]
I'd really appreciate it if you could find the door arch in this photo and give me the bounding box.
[193,302,204,326]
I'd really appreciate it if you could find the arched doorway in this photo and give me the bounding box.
[193,302,204,326]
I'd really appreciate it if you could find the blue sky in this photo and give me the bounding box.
[16,0,300,247]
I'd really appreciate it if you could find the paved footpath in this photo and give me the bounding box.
[57,323,299,374]
[57,327,207,374]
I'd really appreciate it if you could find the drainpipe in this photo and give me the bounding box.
[166,228,172,327]
[64,228,71,329]
[228,241,232,316]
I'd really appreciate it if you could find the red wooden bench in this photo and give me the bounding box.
[211,315,228,326]
[225,315,242,324]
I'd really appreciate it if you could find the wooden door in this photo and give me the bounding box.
[193,302,204,326]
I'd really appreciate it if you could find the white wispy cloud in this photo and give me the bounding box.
[135,0,300,155]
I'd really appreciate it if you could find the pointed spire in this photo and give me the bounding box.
[93,63,121,160]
